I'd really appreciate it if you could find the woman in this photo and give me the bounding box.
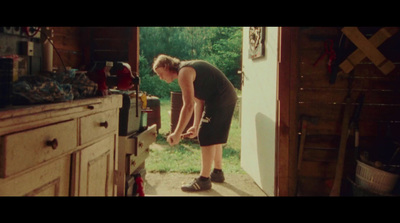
[153,54,237,192]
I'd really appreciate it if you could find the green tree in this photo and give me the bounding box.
[139,54,180,98]
[199,27,242,88]
[139,27,242,98]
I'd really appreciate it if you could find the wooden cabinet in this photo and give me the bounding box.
[0,95,122,196]
[0,155,71,196]
[80,109,118,145]
[0,120,77,178]
[72,135,116,196]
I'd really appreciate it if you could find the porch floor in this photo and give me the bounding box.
[144,172,267,197]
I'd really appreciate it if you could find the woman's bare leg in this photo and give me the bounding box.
[214,144,223,170]
[200,145,216,178]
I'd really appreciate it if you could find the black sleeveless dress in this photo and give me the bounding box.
[178,60,237,146]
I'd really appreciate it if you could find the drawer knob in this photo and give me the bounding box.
[139,142,143,148]
[87,105,95,110]
[46,138,58,150]
[100,121,108,128]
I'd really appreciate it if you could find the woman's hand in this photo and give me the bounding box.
[167,132,181,146]
[182,126,197,139]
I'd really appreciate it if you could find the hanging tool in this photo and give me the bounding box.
[329,71,356,196]
[329,31,349,85]
[329,96,353,196]
[297,116,319,171]
[295,115,319,195]
[297,118,308,172]
[313,39,336,74]
[350,92,365,161]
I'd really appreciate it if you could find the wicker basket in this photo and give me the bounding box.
[355,160,400,194]
[348,177,390,196]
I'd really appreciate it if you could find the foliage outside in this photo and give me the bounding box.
[139,27,243,98]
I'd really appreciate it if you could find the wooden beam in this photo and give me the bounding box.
[128,27,139,76]
[340,27,398,75]
[276,27,299,196]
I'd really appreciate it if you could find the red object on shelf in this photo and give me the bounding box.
[135,175,145,197]
[115,65,134,90]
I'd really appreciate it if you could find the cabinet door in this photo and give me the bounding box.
[0,155,71,196]
[73,134,116,196]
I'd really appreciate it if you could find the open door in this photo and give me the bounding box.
[240,27,279,196]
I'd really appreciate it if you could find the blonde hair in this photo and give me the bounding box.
[152,54,181,73]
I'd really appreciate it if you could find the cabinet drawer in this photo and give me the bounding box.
[127,148,149,175]
[134,124,157,156]
[119,124,157,155]
[80,109,118,145]
[0,120,77,178]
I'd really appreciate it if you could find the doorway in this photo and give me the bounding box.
[240,27,297,196]
[141,27,296,196]
[240,27,278,196]
[140,27,264,196]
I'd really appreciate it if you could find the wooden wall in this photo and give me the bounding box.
[51,27,139,73]
[51,27,84,70]
[296,27,400,196]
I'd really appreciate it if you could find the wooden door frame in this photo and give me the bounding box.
[275,27,299,196]
[128,27,139,76]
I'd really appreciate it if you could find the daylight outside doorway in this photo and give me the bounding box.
[137,27,266,196]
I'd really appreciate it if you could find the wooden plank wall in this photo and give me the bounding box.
[51,27,139,74]
[51,27,84,70]
[85,27,131,62]
[296,27,400,195]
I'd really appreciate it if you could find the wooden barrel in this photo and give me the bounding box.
[170,91,194,133]
[147,95,161,132]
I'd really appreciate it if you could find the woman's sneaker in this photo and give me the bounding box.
[210,170,225,183]
[181,177,212,192]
